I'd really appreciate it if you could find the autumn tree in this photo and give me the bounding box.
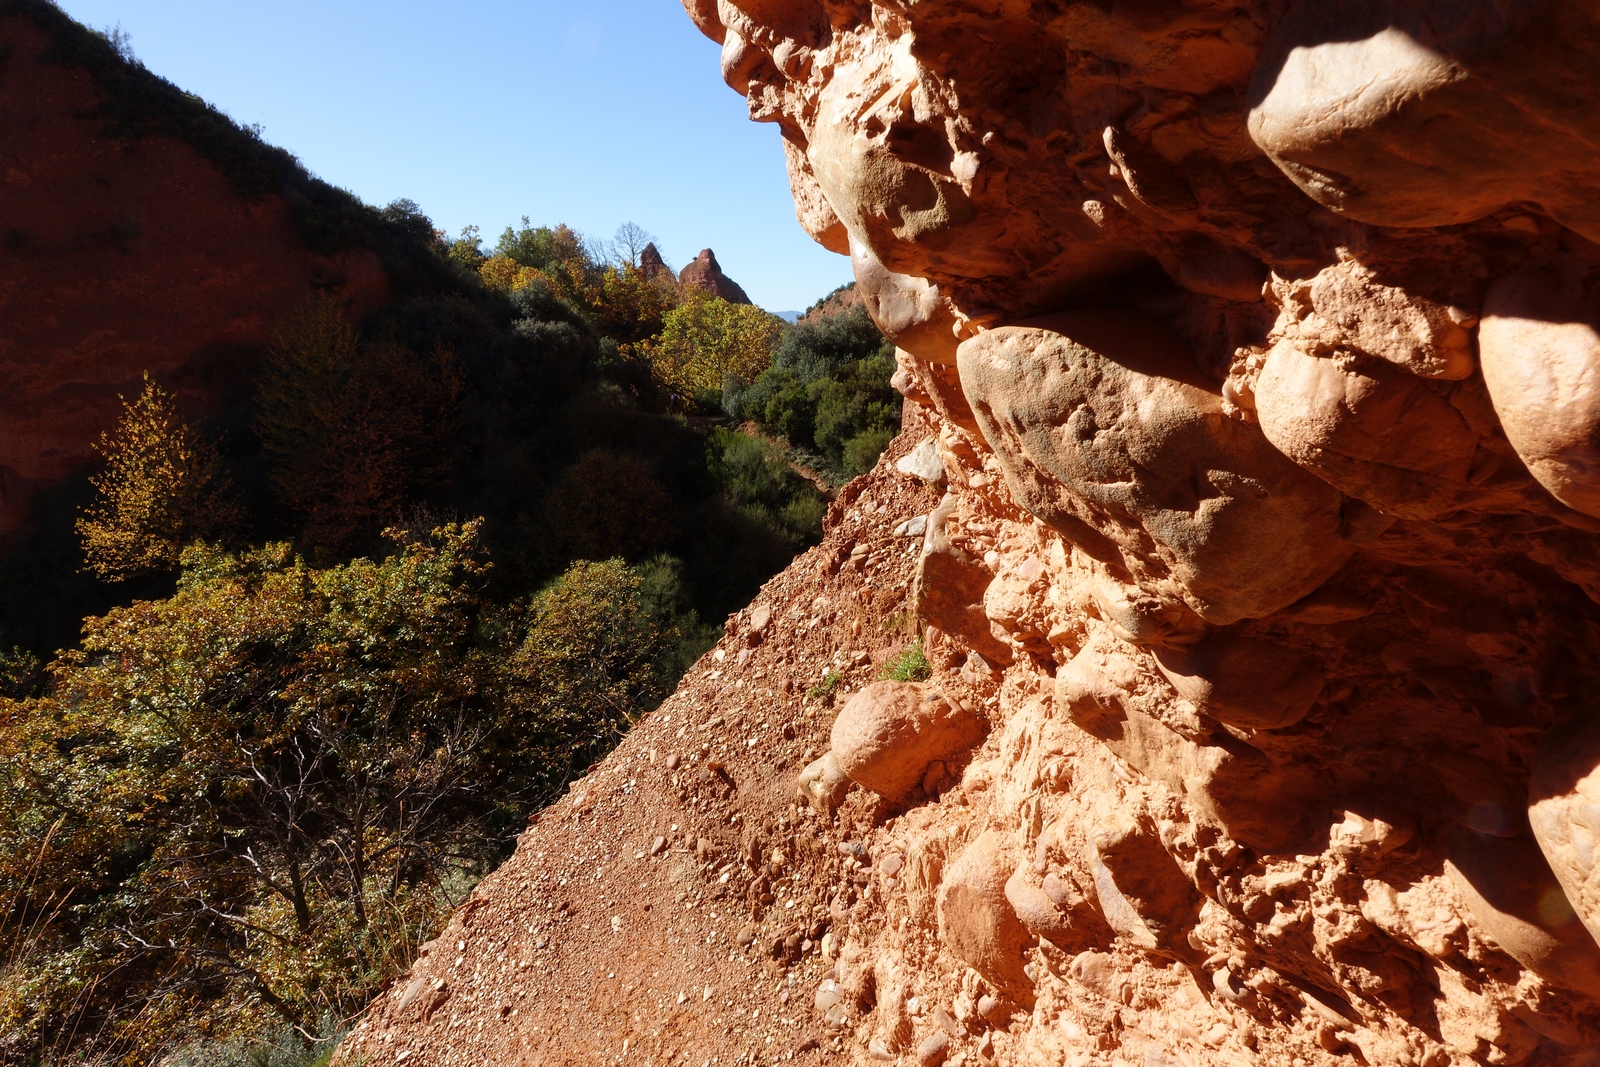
[639,291,783,401]
[479,221,680,344]
[0,526,695,1062]
[479,253,550,293]
[76,374,236,581]
[591,263,681,343]
[506,557,688,790]
[257,299,463,550]
[478,224,582,301]
[538,450,678,567]
[443,224,486,271]
[495,219,587,270]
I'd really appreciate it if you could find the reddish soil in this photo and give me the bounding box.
[339,408,952,1067]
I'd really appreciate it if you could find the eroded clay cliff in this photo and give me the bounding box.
[0,2,393,542]
[344,3,1600,1065]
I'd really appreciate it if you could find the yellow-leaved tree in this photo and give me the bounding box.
[76,375,235,581]
[479,253,549,293]
[478,232,679,345]
[639,291,783,399]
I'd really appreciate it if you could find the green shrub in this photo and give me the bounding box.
[0,526,691,1063]
[166,1016,351,1067]
[842,426,897,477]
[633,554,723,681]
[728,306,899,481]
[507,557,693,792]
[880,638,932,682]
[706,428,826,549]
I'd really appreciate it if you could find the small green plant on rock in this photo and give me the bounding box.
[880,638,932,682]
[808,669,843,701]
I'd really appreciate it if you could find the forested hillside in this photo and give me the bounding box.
[0,5,899,1063]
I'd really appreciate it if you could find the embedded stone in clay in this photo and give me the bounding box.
[1091,807,1200,961]
[1004,863,1094,951]
[896,438,946,484]
[959,308,1349,624]
[851,237,961,365]
[830,682,986,803]
[1152,631,1325,731]
[913,495,1013,665]
[796,751,851,815]
[1056,633,1310,850]
[1254,339,1485,521]
[1479,269,1600,519]
[1248,1,1600,242]
[1529,716,1600,957]
[1270,260,1476,381]
[936,831,1034,999]
[1442,824,1600,1002]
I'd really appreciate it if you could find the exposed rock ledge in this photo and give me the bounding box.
[345,3,1600,1065]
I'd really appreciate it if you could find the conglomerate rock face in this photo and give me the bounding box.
[676,1,1600,1063]
[342,5,1600,1066]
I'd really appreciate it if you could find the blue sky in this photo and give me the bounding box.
[53,0,852,312]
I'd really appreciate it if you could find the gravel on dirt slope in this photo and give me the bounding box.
[339,406,951,1067]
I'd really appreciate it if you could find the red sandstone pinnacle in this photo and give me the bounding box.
[678,248,752,305]
[638,241,670,280]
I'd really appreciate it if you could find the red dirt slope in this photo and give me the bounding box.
[338,409,954,1067]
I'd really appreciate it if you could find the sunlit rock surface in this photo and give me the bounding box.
[343,4,1600,1064]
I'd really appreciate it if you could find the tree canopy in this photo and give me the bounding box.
[0,526,694,1063]
[256,299,463,551]
[726,303,899,479]
[640,291,785,402]
[12,177,882,1065]
[76,375,236,581]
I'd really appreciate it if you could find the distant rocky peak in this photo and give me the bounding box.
[639,242,669,279]
[678,248,752,305]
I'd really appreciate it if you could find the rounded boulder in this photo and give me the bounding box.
[831,681,987,803]
[936,830,1033,999]
[1529,716,1600,963]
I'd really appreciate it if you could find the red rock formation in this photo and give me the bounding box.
[679,248,753,305]
[799,282,863,325]
[346,3,1600,1065]
[639,241,671,281]
[0,8,389,541]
